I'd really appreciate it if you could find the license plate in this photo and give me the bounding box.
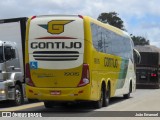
[50,91,61,95]
[141,75,146,78]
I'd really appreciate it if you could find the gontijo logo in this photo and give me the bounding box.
[31,19,82,50]
[39,20,74,34]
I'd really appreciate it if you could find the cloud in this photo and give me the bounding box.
[1,0,159,19]
[0,0,159,47]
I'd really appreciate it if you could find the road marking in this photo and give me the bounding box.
[0,102,44,111]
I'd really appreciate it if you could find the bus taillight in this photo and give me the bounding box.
[151,73,157,77]
[77,64,90,87]
[78,15,83,19]
[26,63,35,87]
[31,16,36,20]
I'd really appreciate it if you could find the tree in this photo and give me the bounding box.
[97,12,126,31]
[131,35,150,46]
[97,12,150,46]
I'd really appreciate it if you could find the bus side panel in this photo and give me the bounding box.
[91,50,122,98]
[83,17,96,100]
[114,59,136,96]
[88,17,136,99]
[84,17,122,100]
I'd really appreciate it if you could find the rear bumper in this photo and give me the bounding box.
[26,85,92,101]
[136,83,160,89]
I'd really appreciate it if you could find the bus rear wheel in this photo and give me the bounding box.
[93,84,110,108]
[103,84,110,107]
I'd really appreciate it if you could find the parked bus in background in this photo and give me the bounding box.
[135,45,160,89]
[25,15,140,108]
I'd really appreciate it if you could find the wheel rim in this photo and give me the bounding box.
[15,89,21,105]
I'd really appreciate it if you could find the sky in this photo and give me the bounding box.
[0,0,160,47]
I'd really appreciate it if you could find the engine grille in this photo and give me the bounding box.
[33,51,79,61]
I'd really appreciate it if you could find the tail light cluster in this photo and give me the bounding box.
[151,73,157,77]
[26,63,35,86]
[31,16,36,20]
[77,64,90,87]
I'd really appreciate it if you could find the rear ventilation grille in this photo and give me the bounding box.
[33,51,79,61]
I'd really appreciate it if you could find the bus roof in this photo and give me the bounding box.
[84,16,129,38]
[135,45,160,53]
[29,15,130,39]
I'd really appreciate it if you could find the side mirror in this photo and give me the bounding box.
[133,49,141,64]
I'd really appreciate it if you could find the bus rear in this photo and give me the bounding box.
[25,15,91,104]
[136,52,160,88]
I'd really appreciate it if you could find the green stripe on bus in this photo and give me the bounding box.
[116,59,129,89]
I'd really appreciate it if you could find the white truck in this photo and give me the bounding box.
[0,17,27,105]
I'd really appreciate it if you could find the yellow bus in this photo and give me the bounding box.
[25,15,137,108]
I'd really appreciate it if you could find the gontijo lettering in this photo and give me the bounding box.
[30,42,82,49]
[104,57,118,68]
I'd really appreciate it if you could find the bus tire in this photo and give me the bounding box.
[123,82,132,99]
[94,84,109,109]
[93,87,103,109]
[44,101,54,108]
[103,84,110,107]
[11,85,23,106]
